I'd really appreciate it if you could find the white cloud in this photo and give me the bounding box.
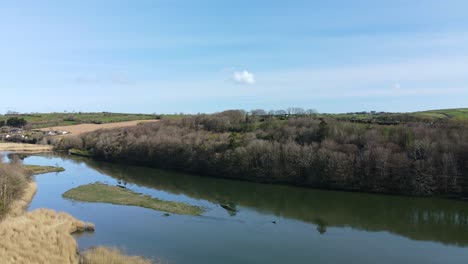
[232,70,255,84]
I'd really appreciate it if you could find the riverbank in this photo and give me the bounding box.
[0,180,95,263]
[0,143,53,153]
[0,163,153,264]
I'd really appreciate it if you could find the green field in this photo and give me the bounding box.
[1,109,466,129]
[0,112,158,128]
[329,108,468,123]
[412,108,468,121]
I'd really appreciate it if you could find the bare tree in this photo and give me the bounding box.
[287,107,305,116]
[251,109,267,116]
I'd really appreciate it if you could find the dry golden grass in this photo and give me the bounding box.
[0,181,95,264]
[6,181,37,218]
[80,247,153,264]
[39,120,158,136]
[0,143,53,153]
[0,164,154,264]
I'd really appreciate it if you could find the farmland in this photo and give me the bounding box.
[39,120,159,136]
[0,112,158,129]
[330,108,468,124]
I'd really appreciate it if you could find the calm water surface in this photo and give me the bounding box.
[20,154,468,264]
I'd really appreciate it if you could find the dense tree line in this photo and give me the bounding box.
[56,110,468,196]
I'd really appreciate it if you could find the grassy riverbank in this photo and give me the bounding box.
[0,163,94,263]
[63,183,204,216]
[0,162,155,263]
[0,163,63,218]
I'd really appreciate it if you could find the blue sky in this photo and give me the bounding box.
[1,0,468,114]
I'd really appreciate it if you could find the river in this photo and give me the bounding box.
[21,154,468,264]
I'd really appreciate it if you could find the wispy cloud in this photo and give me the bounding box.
[232,70,255,85]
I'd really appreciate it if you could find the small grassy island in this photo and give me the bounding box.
[25,165,65,175]
[63,183,204,216]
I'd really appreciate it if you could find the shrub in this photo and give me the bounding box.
[6,117,27,128]
[0,161,29,218]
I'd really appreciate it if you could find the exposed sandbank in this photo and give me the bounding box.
[0,143,53,153]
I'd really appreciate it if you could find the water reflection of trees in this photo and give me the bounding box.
[314,218,328,235]
[30,154,468,247]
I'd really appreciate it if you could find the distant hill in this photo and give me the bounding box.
[1,108,467,129]
[330,108,468,124]
[412,108,468,121]
[0,112,158,129]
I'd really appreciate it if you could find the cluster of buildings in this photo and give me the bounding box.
[0,126,69,142]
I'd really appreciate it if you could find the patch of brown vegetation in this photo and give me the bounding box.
[40,120,159,136]
[0,162,29,218]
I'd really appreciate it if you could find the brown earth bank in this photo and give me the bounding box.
[39,120,159,136]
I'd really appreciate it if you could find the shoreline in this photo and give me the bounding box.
[0,143,53,153]
[0,162,153,264]
[0,180,95,264]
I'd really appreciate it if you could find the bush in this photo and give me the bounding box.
[6,117,27,128]
[64,115,77,122]
[0,161,29,218]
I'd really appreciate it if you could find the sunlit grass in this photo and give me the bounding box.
[25,165,65,175]
[63,183,204,216]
